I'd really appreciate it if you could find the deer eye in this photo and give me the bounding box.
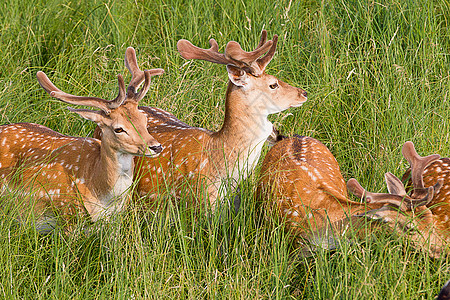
[269,82,279,89]
[114,127,125,133]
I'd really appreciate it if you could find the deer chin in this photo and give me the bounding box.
[290,100,307,108]
[142,151,160,158]
[132,149,160,157]
[120,143,162,157]
[140,147,161,157]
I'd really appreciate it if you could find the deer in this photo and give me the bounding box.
[257,135,447,257]
[95,30,308,211]
[0,47,163,233]
[348,141,449,258]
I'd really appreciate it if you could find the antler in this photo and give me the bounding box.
[348,141,443,212]
[177,30,278,76]
[402,141,441,198]
[37,47,165,113]
[347,173,442,211]
[124,47,164,102]
[37,71,126,115]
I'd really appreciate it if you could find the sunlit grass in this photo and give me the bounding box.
[1,0,450,298]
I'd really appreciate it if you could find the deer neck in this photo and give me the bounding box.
[215,82,273,150]
[207,82,273,180]
[90,141,134,204]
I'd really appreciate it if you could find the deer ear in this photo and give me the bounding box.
[384,172,407,196]
[68,107,106,124]
[227,64,250,87]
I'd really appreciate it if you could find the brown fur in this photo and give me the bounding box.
[132,75,307,210]
[257,136,382,238]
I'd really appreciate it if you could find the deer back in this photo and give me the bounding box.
[257,135,369,235]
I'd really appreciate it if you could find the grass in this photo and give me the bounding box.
[1,0,450,298]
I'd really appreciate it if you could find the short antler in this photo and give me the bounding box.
[402,141,440,190]
[347,173,441,211]
[36,71,126,115]
[177,30,278,76]
[124,47,164,102]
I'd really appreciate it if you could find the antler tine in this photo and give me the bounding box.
[255,29,268,49]
[125,47,144,97]
[347,178,366,199]
[225,40,273,65]
[256,34,278,72]
[178,31,276,76]
[134,70,151,102]
[225,35,273,76]
[402,141,440,190]
[124,47,164,102]
[36,71,125,115]
[399,179,442,210]
[112,74,127,107]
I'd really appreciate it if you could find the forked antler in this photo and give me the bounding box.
[124,47,164,100]
[37,47,164,114]
[177,30,278,76]
[347,174,440,211]
[402,141,441,197]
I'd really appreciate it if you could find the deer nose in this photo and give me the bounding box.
[149,144,163,154]
[302,90,307,98]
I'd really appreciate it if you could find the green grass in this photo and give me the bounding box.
[1,0,450,298]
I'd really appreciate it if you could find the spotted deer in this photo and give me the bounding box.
[258,136,447,257]
[0,47,163,232]
[95,31,307,210]
[349,141,449,257]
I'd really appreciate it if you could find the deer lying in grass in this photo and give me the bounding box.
[258,136,447,257]
[0,47,163,232]
[349,141,449,257]
[95,30,307,210]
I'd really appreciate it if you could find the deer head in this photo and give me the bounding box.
[177,30,307,116]
[36,47,164,157]
[347,141,444,255]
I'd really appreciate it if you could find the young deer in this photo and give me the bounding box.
[129,30,307,210]
[258,136,447,257]
[0,47,163,232]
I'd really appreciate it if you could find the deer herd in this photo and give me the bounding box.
[0,31,449,261]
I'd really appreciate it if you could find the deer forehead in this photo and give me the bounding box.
[252,73,278,86]
[110,103,147,126]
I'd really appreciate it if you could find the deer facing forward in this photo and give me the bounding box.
[0,47,163,232]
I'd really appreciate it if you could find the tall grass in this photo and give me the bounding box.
[1,0,450,298]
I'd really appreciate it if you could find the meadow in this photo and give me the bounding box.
[1,0,450,298]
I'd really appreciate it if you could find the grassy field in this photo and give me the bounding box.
[1,0,450,298]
